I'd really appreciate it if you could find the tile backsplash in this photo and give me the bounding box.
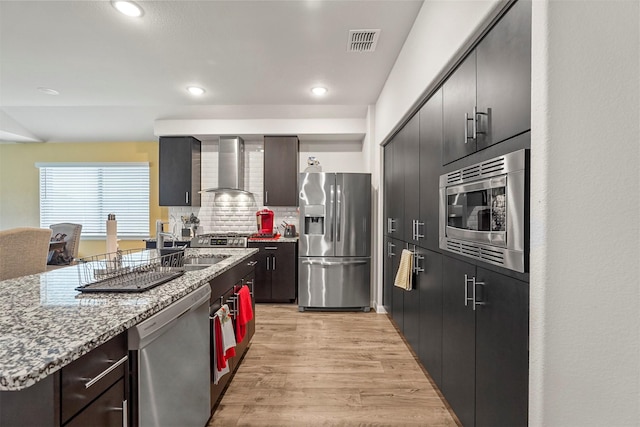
[168,140,299,236]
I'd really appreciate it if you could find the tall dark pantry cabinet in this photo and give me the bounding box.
[382,1,531,426]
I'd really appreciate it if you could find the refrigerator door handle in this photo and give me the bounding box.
[336,184,342,242]
[330,184,335,242]
[301,259,368,266]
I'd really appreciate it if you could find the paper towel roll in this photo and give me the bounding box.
[106,218,118,255]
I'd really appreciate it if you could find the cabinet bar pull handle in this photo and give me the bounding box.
[472,106,477,140]
[123,400,128,427]
[473,278,486,311]
[412,247,424,274]
[464,274,470,307]
[266,257,270,270]
[416,221,424,239]
[185,192,189,204]
[465,113,474,143]
[387,242,396,257]
[265,191,268,205]
[84,355,128,389]
[248,260,258,266]
[265,247,278,250]
[474,106,488,139]
[272,256,276,270]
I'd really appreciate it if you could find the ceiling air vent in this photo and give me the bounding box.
[347,29,380,52]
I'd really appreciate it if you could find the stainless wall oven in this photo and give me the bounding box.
[439,149,527,272]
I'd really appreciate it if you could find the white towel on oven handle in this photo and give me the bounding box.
[217,304,237,353]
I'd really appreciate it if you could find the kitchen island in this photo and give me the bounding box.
[0,247,257,426]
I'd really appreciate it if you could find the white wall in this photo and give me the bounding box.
[298,147,366,173]
[529,1,640,425]
[375,0,500,145]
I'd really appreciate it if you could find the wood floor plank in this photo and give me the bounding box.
[207,304,459,426]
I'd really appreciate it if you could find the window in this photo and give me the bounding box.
[37,163,150,239]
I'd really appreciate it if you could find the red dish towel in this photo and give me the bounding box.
[235,285,254,343]
[214,315,227,371]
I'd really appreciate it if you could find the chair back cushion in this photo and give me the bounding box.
[49,223,82,259]
[0,227,52,280]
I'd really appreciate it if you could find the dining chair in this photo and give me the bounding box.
[49,223,83,260]
[0,227,52,281]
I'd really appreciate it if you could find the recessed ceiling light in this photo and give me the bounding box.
[311,87,328,96]
[37,87,59,95]
[187,86,206,96]
[112,1,143,17]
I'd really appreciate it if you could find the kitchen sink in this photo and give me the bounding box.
[183,255,230,271]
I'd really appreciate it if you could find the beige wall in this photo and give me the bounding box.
[0,141,167,257]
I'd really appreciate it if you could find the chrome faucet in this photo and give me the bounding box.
[156,219,177,249]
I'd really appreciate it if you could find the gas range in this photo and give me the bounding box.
[190,233,249,248]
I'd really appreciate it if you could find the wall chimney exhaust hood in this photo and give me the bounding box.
[200,136,253,196]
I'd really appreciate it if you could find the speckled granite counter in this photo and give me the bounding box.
[0,248,257,391]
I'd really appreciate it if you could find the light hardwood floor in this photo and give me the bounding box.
[208,304,460,426]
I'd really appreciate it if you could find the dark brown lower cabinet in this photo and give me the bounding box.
[474,267,529,427]
[442,256,477,427]
[402,249,420,352]
[384,238,403,330]
[65,379,126,427]
[382,237,398,314]
[208,256,257,413]
[249,241,297,303]
[417,248,443,388]
[442,255,528,427]
[0,332,128,427]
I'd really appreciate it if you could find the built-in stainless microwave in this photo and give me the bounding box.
[439,149,527,272]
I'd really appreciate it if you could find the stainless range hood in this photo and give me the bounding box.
[201,136,253,195]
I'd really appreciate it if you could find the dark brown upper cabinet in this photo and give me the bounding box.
[263,136,299,206]
[476,0,531,151]
[443,0,531,165]
[159,136,201,206]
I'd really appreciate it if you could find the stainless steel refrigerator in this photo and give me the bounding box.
[298,172,371,311]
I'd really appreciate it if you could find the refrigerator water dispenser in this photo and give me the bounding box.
[304,205,325,235]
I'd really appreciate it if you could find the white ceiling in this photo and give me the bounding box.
[0,0,423,144]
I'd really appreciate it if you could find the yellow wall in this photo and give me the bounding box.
[0,142,167,257]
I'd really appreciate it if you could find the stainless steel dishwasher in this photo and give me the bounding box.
[128,285,211,427]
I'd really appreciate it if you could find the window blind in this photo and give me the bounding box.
[37,163,150,239]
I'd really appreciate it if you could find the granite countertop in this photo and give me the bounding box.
[0,247,257,391]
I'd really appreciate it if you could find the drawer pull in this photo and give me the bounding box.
[248,260,258,266]
[84,355,128,389]
[109,400,128,427]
